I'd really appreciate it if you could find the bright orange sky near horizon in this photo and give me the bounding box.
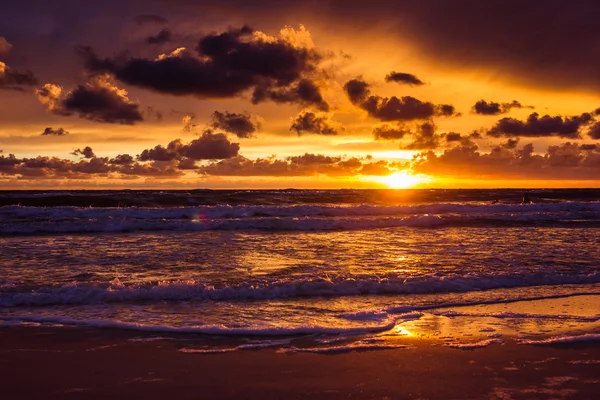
[3,0,600,189]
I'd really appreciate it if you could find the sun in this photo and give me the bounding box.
[369,171,432,189]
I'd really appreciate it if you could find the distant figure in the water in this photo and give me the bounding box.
[522,192,531,204]
[491,200,499,204]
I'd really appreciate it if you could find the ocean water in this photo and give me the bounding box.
[1,189,599,349]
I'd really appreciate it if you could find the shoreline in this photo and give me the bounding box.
[1,326,600,399]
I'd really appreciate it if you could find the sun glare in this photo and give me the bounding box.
[370,171,431,189]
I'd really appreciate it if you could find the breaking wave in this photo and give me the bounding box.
[2,273,599,307]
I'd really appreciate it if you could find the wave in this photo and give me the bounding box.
[3,202,600,234]
[517,333,600,345]
[0,313,418,336]
[3,201,600,221]
[1,273,599,307]
[432,310,600,322]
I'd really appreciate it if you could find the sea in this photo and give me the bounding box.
[1,189,599,352]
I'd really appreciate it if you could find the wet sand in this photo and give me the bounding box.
[1,326,599,399]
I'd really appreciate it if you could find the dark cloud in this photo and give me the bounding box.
[0,62,38,91]
[178,158,198,170]
[0,153,183,179]
[41,127,70,136]
[138,131,239,162]
[373,123,410,140]
[501,138,520,150]
[251,78,328,111]
[109,154,134,165]
[580,144,598,151]
[290,110,342,135]
[487,112,594,139]
[343,78,458,121]
[181,114,196,132]
[198,153,398,177]
[144,106,163,121]
[209,111,259,138]
[588,122,600,140]
[469,130,484,139]
[184,130,240,160]
[178,1,600,92]
[412,139,600,180]
[36,76,143,124]
[71,146,96,159]
[138,139,183,162]
[472,100,533,115]
[77,26,327,109]
[385,71,424,86]
[146,29,172,44]
[0,37,12,57]
[134,15,168,25]
[401,121,440,150]
[444,132,462,142]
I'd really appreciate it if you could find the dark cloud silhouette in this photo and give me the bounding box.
[444,132,462,142]
[134,15,168,25]
[178,1,600,92]
[0,37,12,57]
[41,127,70,136]
[472,100,533,115]
[144,106,163,121]
[198,153,398,177]
[373,123,410,140]
[412,138,600,180]
[580,144,598,151]
[487,112,594,139]
[77,26,327,109]
[71,146,95,159]
[146,29,172,44]
[36,76,143,124]
[0,62,38,91]
[210,111,259,138]
[588,122,600,139]
[501,138,520,149]
[138,139,184,162]
[385,71,424,86]
[251,79,328,111]
[138,131,239,162]
[343,78,458,121]
[0,152,183,179]
[290,110,342,135]
[401,121,440,150]
[184,130,240,160]
[109,154,134,165]
[181,114,196,132]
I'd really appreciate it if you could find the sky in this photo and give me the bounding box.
[3,0,600,189]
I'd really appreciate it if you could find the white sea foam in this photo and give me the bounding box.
[444,339,504,349]
[517,333,600,345]
[0,314,418,336]
[433,310,600,322]
[179,339,292,354]
[281,343,410,354]
[1,275,598,307]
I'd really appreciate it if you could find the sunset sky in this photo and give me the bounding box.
[3,0,600,189]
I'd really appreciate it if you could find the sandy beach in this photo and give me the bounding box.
[1,326,599,399]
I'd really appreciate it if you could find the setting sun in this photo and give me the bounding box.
[369,171,432,188]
